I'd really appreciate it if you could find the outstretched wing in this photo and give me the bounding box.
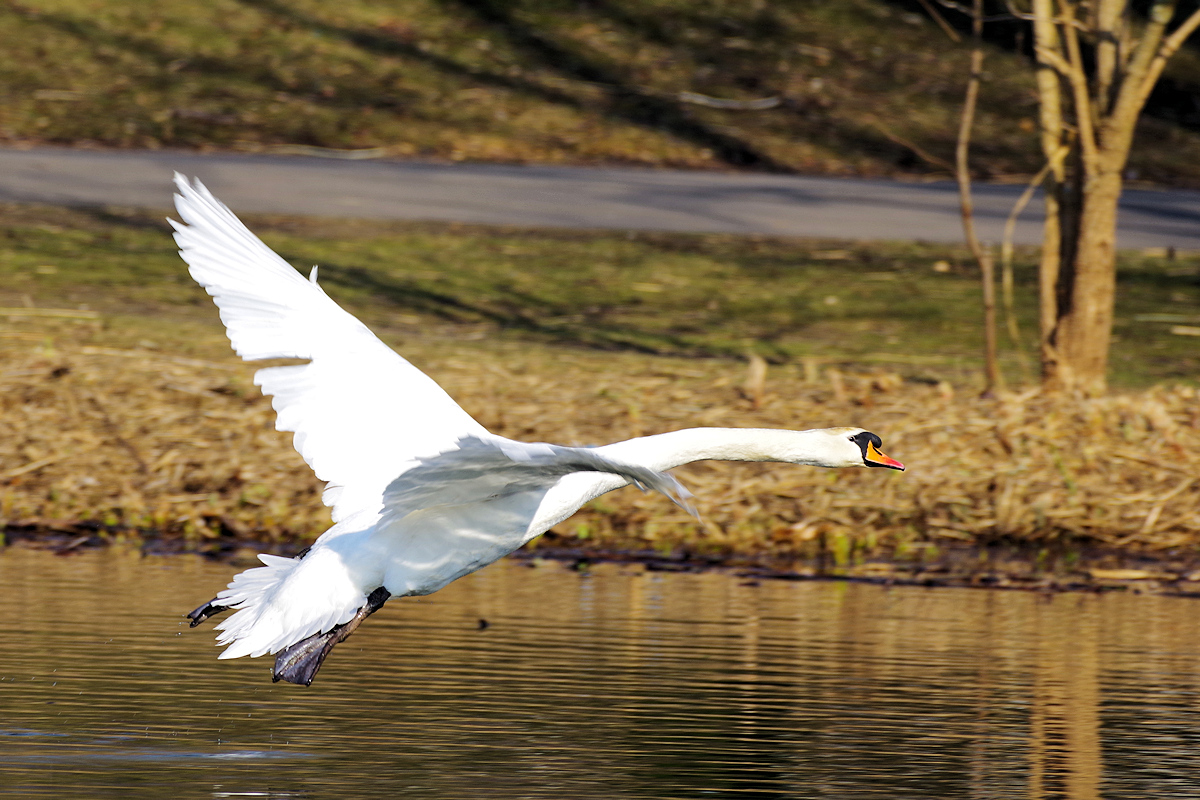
[380,435,697,526]
[171,174,488,521]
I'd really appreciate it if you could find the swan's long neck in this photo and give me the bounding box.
[524,427,856,547]
[596,427,843,472]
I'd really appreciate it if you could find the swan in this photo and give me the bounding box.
[173,174,905,685]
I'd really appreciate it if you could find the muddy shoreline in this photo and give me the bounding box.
[8,521,1200,599]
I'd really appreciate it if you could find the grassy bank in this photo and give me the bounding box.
[4,0,1200,185]
[0,203,1198,580]
[2,203,1198,387]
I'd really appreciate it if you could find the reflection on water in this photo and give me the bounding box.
[2,547,1200,799]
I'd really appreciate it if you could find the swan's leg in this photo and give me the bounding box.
[272,587,392,686]
[190,548,311,628]
[187,599,230,627]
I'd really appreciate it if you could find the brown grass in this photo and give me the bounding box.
[2,328,1197,571]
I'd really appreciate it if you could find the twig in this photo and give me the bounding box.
[1134,477,1197,538]
[935,0,1016,21]
[1,453,73,480]
[998,151,1066,380]
[864,117,954,171]
[1004,0,1035,22]
[1129,6,1200,115]
[915,0,962,41]
[677,92,780,111]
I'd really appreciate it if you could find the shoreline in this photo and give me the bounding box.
[0,204,1196,586]
[8,524,1200,599]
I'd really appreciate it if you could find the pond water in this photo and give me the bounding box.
[2,547,1200,799]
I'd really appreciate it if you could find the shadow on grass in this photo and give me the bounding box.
[304,259,711,356]
[7,0,1026,174]
[11,3,430,128]
[12,0,810,171]
[439,0,783,169]
[236,0,782,170]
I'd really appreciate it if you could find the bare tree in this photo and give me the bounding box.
[955,0,1004,395]
[1024,0,1200,394]
[929,0,1200,394]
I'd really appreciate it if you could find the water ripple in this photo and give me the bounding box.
[2,548,1200,798]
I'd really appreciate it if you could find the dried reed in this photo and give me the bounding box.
[1,335,1197,565]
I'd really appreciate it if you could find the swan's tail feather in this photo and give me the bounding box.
[212,550,366,660]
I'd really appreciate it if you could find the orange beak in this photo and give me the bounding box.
[866,441,905,471]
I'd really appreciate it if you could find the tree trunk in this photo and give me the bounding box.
[1055,169,1123,396]
[1027,0,1198,396]
[1038,182,1065,385]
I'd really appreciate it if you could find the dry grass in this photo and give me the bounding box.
[2,329,1197,569]
[1,203,1197,574]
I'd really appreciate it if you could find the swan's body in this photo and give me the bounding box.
[173,175,904,684]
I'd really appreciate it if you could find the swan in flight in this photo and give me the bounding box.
[173,174,905,685]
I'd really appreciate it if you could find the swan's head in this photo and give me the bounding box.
[849,429,905,470]
[803,427,905,470]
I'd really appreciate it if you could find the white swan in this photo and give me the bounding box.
[173,174,905,685]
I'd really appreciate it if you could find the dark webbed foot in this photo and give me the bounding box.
[272,587,391,686]
[187,599,230,627]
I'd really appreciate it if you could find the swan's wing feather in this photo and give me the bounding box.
[171,174,487,521]
[379,435,696,526]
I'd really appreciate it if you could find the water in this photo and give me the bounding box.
[1,547,1199,799]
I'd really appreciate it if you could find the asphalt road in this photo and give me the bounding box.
[2,146,1199,249]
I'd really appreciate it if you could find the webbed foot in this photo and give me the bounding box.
[272,587,391,686]
[187,598,230,627]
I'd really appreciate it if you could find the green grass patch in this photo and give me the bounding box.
[0,202,1196,388]
[4,0,1200,184]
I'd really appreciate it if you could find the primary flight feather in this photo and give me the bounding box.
[173,174,904,685]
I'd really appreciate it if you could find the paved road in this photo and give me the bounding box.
[2,146,1199,249]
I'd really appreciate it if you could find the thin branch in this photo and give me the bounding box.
[677,92,780,110]
[999,149,1067,381]
[956,0,1003,394]
[1031,0,1068,387]
[865,116,954,171]
[1106,0,1178,157]
[1135,7,1200,111]
[936,0,1016,21]
[1053,11,1096,32]
[1061,4,1100,168]
[1033,39,1075,77]
[1094,0,1125,112]
[1005,0,1036,22]
[1159,5,1200,56]
[1031,0,1067,167]
[1120,3,1136,70]
[916,0,963,41]
[936,0,975,15]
